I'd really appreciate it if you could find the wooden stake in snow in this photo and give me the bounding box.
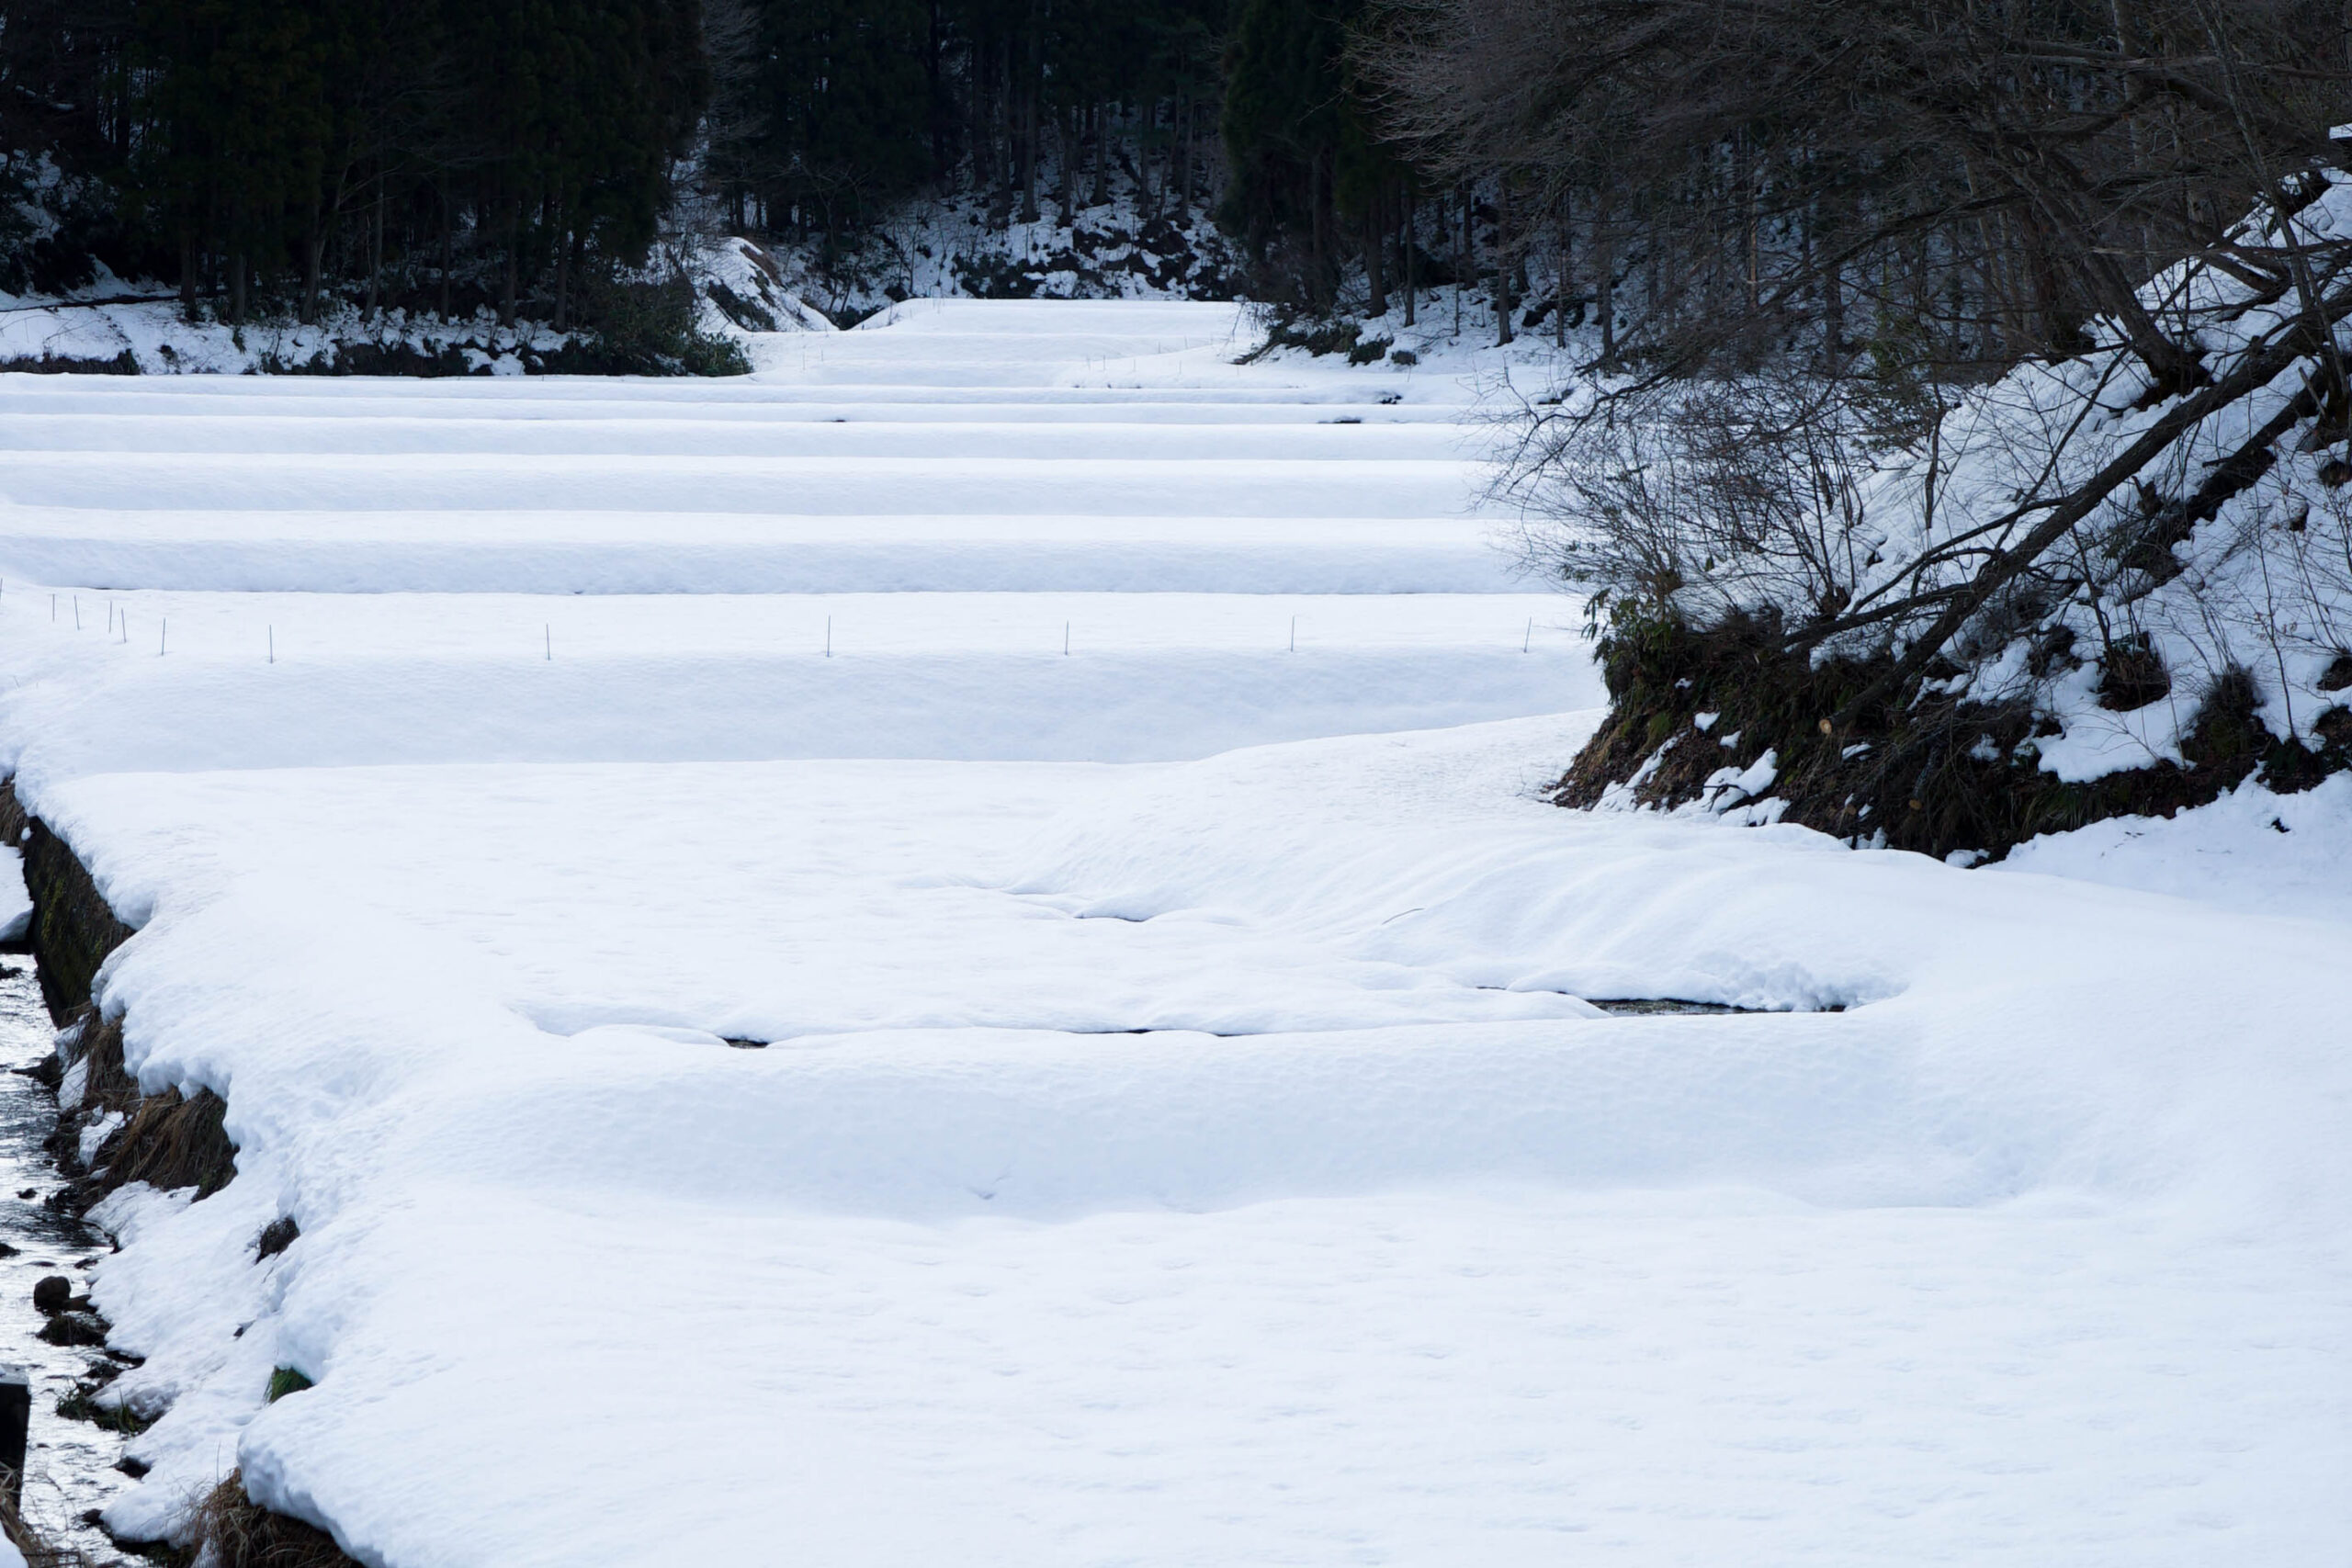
[73,595,79,631]
[268,626,275,664]
[545,625,551,660]
[825,616,832,658]
[1524,618,1532,653]
[1289,615,1296,653]
[159,618,166,656]
[1063,621,1070,656]
[0,1364,28,1509]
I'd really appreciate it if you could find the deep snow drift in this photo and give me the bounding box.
[0,300,2345,1566]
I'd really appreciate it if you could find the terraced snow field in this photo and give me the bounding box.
[0,301,2344,1567]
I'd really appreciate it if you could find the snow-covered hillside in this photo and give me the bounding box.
[0,235,825,376]
[0,302,2345,1565]
[727,187,1243,324]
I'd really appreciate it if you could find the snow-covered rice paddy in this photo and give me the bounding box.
[0,300,2343,1565]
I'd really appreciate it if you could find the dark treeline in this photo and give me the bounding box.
[703,0,1229,249]
[1420,2,2352,854]
[695,0,1424,308]
[0,0,706,328]
[1362,0,2352,371]
[0,0,1250,323]
[700,0,2352,359]
[6,0,2345,351]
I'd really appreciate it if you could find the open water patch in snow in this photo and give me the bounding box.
[0,957,137,1564]
[1587,998,1763,1015]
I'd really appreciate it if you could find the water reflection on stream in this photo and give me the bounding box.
[0,957,133,1563]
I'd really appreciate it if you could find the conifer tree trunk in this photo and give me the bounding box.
[1091,102,1108,206]
[366,191,384,318]
[1177,94,1193,215]
[1365,192,1387,318]
[1402,186,1417,328]
[1141,101,1159,219]
[976,41,999,196]
[501,197,519,332]
[1596,196,1616,364]
[1057,109,1075,215]
[1494,177,1513,345]
[1309,154,1328,307]
[1555,193,1571,349]
[1018,30,1039,225]
[1823,198,1846,365]
[928,0,948,179]
[300,196,324,325]
[1455,185,1468,334]
[554,210,571,333]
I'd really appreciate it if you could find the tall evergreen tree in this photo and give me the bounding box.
[1220,0,1363,302]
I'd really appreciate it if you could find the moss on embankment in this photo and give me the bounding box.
[0,780,361,1568]
[1554,609,2352,861]
[0,782,136,1023]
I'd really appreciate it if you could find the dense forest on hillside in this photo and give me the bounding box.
[0,0,707,327]
[3,0,2344,344]
[0,0,1250,326]
[701,0,1228,236]
[1411,1,2352,851]
[5,1,2350,841]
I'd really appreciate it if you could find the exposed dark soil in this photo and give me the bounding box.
[950,216,1241,302]
[1553,609,2352,861]
[0,353,140,376]
[0,784,135,1027]
[1,782,359,1565]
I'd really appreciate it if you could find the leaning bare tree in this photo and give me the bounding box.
[1363,0,2352,855]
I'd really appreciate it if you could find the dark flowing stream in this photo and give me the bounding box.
[0,955,134,1563]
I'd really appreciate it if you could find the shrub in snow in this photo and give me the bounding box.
[1527,163,2352,858]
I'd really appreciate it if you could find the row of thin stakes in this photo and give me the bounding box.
[27,588,167,654]
[17,592,1544,659]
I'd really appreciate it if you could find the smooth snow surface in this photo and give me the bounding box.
[2001,770,2352,926]
[1,301,2346,1567]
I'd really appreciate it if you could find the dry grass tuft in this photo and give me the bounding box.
[193,1472,360,1568]
[62,1011,138,1114]
[100,1089,236,1199]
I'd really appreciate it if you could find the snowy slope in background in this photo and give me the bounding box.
[0,299,2343,1565]
[0,233,829,375]
[0,296,579,376]
[732,191,1243,322]
[0,303,1581,788]
[0,302,1508,600]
